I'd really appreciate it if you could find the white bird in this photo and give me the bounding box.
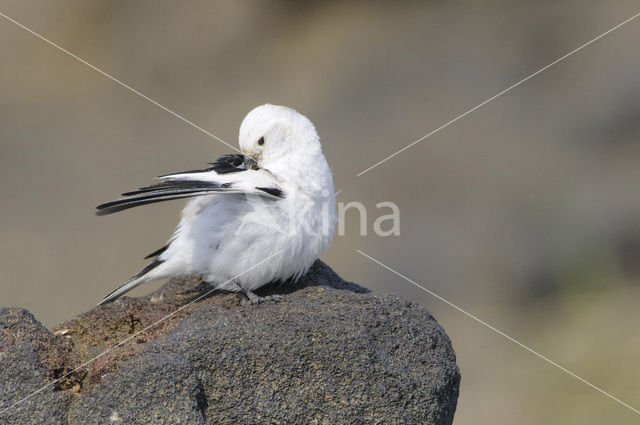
[96,104,337,305]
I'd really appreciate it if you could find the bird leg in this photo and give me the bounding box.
[234,280,283,305]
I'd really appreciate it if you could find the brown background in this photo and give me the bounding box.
[1,1,639,423]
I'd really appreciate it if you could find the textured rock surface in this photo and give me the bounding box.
[0,308,75,425]
[0,261,460,424]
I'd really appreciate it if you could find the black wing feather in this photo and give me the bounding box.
[256,187,283,197]
[96,193,214,216]
[144,244,169,259]
[96,153,280,216]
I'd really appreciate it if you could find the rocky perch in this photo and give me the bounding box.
[0,261,460,424]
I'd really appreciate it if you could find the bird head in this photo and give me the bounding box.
[238,104,321,170]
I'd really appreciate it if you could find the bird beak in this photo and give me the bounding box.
[244,154,259,170]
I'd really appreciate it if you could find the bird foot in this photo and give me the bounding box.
[240,292,284,305]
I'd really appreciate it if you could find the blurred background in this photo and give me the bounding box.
[1,1,639,423]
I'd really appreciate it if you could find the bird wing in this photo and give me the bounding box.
[96,154,284,216]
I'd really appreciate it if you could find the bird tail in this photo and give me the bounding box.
[97,258,164,306]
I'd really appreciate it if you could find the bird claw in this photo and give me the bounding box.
[240,292,284,305]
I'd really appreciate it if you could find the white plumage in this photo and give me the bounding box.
[97,104,336,305]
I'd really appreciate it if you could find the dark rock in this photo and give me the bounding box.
[0,308,75,425]
[0,261,460,424]
[68,353,208,425]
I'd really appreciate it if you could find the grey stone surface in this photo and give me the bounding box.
[68,353,208,425]
[0,308,74,425]
[0,261,460,424]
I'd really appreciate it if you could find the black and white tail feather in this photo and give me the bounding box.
[97,258,164,305]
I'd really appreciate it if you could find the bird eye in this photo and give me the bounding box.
[258,137,265,146]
